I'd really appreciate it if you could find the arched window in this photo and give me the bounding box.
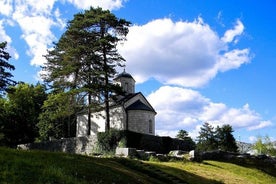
[149,120,153,134]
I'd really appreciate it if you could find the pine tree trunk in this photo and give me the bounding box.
[87,93,91,135]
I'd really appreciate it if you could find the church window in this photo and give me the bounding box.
[125,82,128,91]
[149,120,153,134]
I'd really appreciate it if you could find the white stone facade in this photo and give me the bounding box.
[76,71,156,137]
[127,110,155,135]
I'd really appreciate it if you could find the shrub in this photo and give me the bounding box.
[97,129,125,153]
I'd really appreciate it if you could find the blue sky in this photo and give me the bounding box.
[1,0,275,143]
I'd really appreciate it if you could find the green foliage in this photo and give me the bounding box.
[97,129,124,153]
[0,41,16,96]
[197,122,238,152]
[37,92,78,141]
[0,83,47,146]
[42,7,130,133]
[118,137,127,148]
[176,129,189,139]
[216,124,238,152]
[176,129,196,149]
[252,135,276,156]
[197,122,218,151]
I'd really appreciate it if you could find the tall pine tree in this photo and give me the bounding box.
[42,7,130,134]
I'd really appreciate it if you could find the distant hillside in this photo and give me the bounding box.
[236,141,253,153]
[0,147,275,184]
[236,141,276,154]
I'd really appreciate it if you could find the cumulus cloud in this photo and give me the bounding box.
[118,18,250,87]
[0,20,19,60]
[248,121,273,131]
[65,0,126,10]
[147,86,272,138]
[10,0,63,66]
[222,19,244,43]
[0,0,13,16]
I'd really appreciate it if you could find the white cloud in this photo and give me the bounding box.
[0,20,11,43]
[147,86,272,138]
[118,18,250,87]
[10,0,62,66]
[222,19,244,43]
[0,20,19,60]
[65,0,126,10]
[248,121,273,131]
[0,0,13,16]
[249,136,257,143]
[218,48,250,72]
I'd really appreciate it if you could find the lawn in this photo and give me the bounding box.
[0,147,275,184]
[149,160,276,184]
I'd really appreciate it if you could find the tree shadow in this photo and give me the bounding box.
[116,158,223,184]
[151,163,223,184]
[202,161,223,169]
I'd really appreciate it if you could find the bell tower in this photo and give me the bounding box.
[114,69,135,94]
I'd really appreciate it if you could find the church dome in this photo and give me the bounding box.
[113,69,135,94]
[114,70,135,81]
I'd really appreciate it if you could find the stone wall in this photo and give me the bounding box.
[17,135,98,155]
[128,110,155,135]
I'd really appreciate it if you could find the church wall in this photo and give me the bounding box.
[76,115,89,137]
[76,107,127,137]
[114,77,135,94]
[76,112,106,137]
[127,110,155,135]
[110,106,126,130]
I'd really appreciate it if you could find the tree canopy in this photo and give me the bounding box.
[197,122,238,152]
[0,83,47,147]
[176,129,196,150]
[0,41,16,96]
[42,7,130,134]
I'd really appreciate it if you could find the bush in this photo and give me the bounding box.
[97,129,125,153]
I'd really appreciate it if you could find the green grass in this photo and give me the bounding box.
[149,160,276,184]
[0,147,275,184]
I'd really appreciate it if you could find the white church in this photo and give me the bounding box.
[76,70,157,137]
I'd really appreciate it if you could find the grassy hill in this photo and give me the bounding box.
[0,147,275,184]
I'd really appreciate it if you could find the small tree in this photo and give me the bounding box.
[197,122,217,151]
[253,136,276,156]
[216,124,238,152]
[197,122,237,152]
[176,129,189,140]
[37,92,78,141]
[176,129,196,149]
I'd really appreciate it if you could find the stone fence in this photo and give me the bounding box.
[17,135,98,155]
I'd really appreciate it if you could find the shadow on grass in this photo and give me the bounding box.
[202,161,223,169]
[116,158,223,184]
[222,157,276,178]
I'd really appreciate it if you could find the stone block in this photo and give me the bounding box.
[115,147,137,157]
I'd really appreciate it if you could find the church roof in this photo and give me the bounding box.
[126,100,154,111]
[111,92,156,113]
[112,93,138,104]
[114,70,135,81]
